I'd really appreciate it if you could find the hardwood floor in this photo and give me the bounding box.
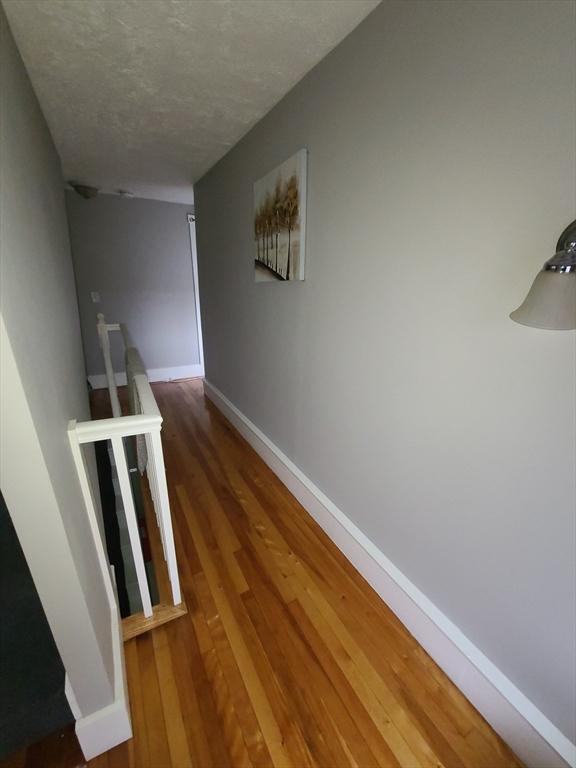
[3,379,523,768]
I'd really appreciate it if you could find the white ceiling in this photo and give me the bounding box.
[3,0,379,203]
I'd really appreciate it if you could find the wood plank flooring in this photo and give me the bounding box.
[2,379,523,768]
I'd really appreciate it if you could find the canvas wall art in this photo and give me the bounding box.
[254,149,307,282]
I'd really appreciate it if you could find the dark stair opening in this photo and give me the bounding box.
[0,491,73,760]
[89,384,159,618]
[95,436,159,618]
[94,440,131,617]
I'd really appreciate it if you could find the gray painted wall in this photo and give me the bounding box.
[195,0,576,741]
[66,192,200,377]
[0,5,115,715]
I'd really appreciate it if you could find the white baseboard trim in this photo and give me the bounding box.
[204,379,575,768]
[89,363,204,389]
[74,570,132,760]
[75,697,132,761]
[59,554,132,760]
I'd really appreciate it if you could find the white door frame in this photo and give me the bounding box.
[186,213,205,377]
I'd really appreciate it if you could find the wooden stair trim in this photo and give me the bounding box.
[122,601,187,642]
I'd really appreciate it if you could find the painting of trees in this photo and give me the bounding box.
[253,149,307,282]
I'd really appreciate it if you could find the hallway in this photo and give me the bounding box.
[2,378,525,768]
[82,378,521,768]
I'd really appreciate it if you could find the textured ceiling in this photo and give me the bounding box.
[3,0,379,202]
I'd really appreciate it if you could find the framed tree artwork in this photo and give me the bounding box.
[253,149,307,282]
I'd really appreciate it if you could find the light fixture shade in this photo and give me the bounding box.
[510,270,576,330]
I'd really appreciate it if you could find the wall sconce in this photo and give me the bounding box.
[510,219,576,330]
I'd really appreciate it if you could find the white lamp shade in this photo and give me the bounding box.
[510,270,576,330]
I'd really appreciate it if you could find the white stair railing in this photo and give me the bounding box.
[68,314,181,618]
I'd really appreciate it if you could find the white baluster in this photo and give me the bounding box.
[144,433,161,528]
[149,429,181,606]
[97,313,121,418]
[111,435,153,617]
